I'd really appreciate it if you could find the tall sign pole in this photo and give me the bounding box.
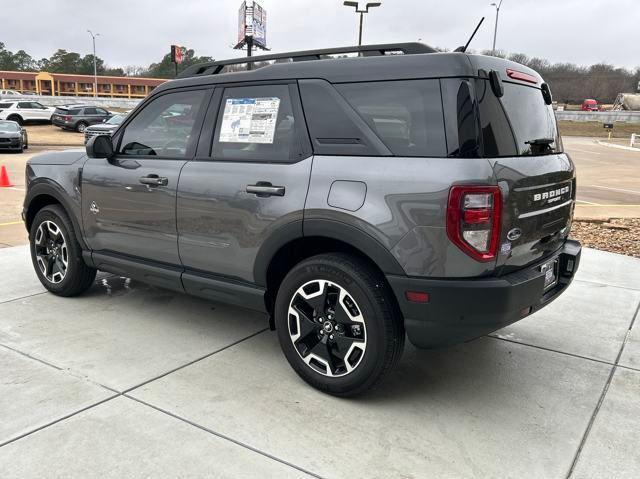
[234,1,269,70]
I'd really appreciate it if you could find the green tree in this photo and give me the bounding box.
[46,49,82,73]
[145,48,213,79]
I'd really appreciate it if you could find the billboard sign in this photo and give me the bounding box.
[171,45,186,64]
[237,1,267,48]
[251,2,267,48]
[237,1,247,44]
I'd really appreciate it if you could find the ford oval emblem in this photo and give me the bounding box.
[507,228,522,241]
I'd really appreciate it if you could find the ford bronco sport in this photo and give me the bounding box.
[23,43,581,396]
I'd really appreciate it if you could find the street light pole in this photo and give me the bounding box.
[490,0,503,55]
[87,30,100,98]
[343,2,381,47]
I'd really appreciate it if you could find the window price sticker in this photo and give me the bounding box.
[219,97,280,144]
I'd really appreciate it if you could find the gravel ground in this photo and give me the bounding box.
[570,218,640,258]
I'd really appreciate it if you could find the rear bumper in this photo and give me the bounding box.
[52,118,74,128]
[387,240,581,349]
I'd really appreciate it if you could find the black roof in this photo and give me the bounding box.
[153,42,543,94]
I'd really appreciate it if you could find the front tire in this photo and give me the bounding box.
[29,205,96,296]
[275,253,404,397]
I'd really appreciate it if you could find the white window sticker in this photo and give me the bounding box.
[219,97,281,144]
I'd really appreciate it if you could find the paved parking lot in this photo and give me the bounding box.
[0,244,639,478]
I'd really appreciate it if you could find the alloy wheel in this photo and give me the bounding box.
[34,220,68,284]
[288,279,367,377]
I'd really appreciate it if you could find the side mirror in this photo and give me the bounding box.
[86,135,114,159]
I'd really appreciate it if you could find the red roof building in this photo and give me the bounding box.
[0,71,166,98]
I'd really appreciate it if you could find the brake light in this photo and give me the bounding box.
[447,186,502,262]
[63,115,72,121]
[506,69,538,84]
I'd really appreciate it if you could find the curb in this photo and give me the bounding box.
[596,140,640,153]
[29,143,83,148]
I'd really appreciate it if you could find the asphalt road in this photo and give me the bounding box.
[0,136,639,247]
[564,137,640,218]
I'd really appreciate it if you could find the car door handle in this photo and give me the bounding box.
[246,183,285,197]
[139,175,168,187]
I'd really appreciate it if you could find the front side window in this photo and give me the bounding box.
[336,80,447,157]
[118,89,206,158]
[212,84,296,162]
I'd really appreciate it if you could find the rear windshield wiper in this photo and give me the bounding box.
[525,138,555,146]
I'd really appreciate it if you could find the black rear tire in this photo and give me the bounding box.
[275,253,404,397]
[7,115,23,126]
[29,205,96,297]
[76,122,88,133]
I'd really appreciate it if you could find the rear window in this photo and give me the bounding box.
[336,80,446,157]
[475,80,562,157]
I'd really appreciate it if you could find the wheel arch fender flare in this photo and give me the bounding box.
[253,218,405,287]
[25,181,88,250]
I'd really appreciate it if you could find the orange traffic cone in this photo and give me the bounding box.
[0,165,13,187]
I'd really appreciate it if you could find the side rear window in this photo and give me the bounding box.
[84,108,98,115]
[336,80,446,157]
[212,84,297,162]
[0,103,13,109]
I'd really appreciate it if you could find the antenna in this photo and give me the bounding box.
[455,17,485,53]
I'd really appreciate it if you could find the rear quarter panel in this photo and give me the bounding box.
[305,155,498,278]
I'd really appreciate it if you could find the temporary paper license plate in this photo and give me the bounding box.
[541,259,559,290]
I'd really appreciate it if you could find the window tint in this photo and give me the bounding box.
[474,79,518,157]
[0,103,12,109]
[119,89,206,158]
[499,82,563,156]
[18,102,32,109]
[336,80,446,157]
[212,84,296,162]
[68,109,81,115]
[84,108,98,115]
[96,108,109,115]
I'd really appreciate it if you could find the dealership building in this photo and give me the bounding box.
[0,71,166,98]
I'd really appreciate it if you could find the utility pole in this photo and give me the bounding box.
[490,0,503,55]
[87,30,100,97]
[343,2,381,47]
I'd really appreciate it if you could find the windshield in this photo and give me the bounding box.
[106,114,125,125]
[0,122,19,132]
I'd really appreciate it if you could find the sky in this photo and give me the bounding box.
[1,0,638,71]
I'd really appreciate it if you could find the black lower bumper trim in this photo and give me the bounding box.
[387,240,581,348]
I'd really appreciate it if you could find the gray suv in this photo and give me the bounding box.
[52,105,112,132]
[23,43,581,396]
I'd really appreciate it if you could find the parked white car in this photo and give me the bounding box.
[0,100,55,124]
[0,89,22,98]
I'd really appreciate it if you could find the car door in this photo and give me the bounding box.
[177,83,313,290]
[17,101,38,121]
[82,87,212,279]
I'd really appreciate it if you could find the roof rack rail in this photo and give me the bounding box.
[178,42,436,78]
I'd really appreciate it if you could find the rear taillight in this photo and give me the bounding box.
[63,115,72,121]
[447,186,502,262]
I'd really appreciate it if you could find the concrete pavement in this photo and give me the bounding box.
[0,245,639,478]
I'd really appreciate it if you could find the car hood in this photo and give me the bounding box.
[86,124,118,132]
[28,149,86,165]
